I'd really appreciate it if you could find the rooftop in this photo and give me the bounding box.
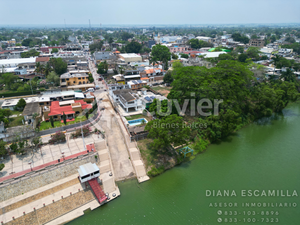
[119,53,141,58]
[60,72,88,78]
[48,100,92,116]
[22,102,40,116]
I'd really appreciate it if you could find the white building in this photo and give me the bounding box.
[78,163,100,183]
[119,53,142,63]
[0,57,36,69]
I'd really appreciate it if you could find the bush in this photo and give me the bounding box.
[49,131,66,144]
[147,165,165,177]
[0,163,4,171]
[0,91,37,98]
[192,137,210,154]
[71,126,91,139]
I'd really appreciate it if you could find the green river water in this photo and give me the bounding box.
[69,102,300,225]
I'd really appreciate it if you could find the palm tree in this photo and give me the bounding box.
[44,63,51,76]
[34,62,41,74]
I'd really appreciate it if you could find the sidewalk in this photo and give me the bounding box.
[0,133,103,180]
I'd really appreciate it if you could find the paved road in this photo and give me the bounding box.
[86,56,135,180]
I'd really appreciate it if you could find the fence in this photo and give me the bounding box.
[39,110,100,136]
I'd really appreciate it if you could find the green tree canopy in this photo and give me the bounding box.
[0,73,19,90]
[188,39,213,49]
[145,114,191,152]
[163,71,174,84]
[0,140,7,157]
[15,98,26,111]
[97,61,108,74]
[46,71,60,86]
[51,48,59,53]
[48,58,67,75]
[21,49,40,58]
[231,33,250,44]
[125,41,142,53]
[89,41,103,54]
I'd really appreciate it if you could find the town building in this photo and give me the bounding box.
[1,97,39,111]
[42,100,92,121]
[127,80,148,90]
[119,53,142,63]
[249,39,264,47]
[60,72,94,91]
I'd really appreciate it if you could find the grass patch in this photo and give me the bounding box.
[10,110,22,116]
[8,116,24,127]
[137,138,155,169]
[125,114,151,122]
[39,116,87,131]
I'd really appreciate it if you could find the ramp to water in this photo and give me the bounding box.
[88,178,107,203]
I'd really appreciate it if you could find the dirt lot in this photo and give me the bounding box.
[152,86,172,97]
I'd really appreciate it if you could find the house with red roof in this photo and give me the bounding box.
[43,100,92,122]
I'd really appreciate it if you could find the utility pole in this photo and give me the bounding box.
[89,19,91,30]
[64,19,66,29]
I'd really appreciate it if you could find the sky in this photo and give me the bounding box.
[1,0,300,26]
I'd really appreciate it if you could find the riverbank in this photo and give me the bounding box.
[69,101,300,225]
[138,102,295,178]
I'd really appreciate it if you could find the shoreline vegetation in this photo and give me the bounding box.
[139,60,299,177]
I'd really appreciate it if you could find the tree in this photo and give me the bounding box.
[21,49,40,58]
[125,41,142,53]
[10,142,19,154]
[281,69,296,82]
[231,33,250,44]
[15,98,26,111]
[285,37,295,43]
[46,71,60,86]
[145,114,191,152]
[63,112,67,125]
[48,58,67,75]
[188,39,213,49]
[218,53,233,61]
[0,140,7,157]
[163,71,173,84]
[97,61,108,74]
[150,44,171,64]
[171,53,178,60]
[180,53,189,59]
[120,32,134,41]
[246,47,260,61]
[21,38,33,46]
[51,48,59,53]
[238,53,248,63]
[270,35,276,43]
[0,163,4,172]
[50,116,54,128]
[31,136,42,148]
[88,73,94,83]
[85,112,89,120]
[0,73,19,90]
[235,46,244,54]
[89,41,103,54]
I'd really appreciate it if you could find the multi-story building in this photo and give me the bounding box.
[60,72,94,91]
[249,39,264,47]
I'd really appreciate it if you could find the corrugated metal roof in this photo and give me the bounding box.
[78,163,99,177]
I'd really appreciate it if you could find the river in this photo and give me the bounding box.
[69,102,300,225]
